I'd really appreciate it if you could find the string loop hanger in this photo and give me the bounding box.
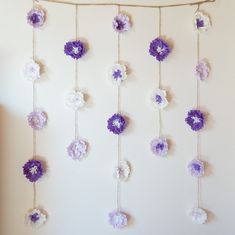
[37,0,216,8]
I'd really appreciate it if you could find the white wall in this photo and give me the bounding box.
[0,0,235,234]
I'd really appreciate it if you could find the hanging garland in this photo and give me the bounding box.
[21,0,216,228]
[64,6,89,161]
[187,5,211,225]
[149,8,171,158]
[107,7,131,229]
[23,0,48,228]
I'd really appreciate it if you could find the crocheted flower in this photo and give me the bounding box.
[114,161,131,181]
[152,89,168,109]
[190,207,207,224]
[109,63,127,85]
[107,114,126,135]
[23,159,44,182]
[112,13,131,33]
[195,60,210,81]
[67,139,87,160]
[66,90,85,110]
[194,11,211,32]
[23,60,41,82]
[27,110,47,130]
[64,40,86,60]
[188,159,205,177]
[25,208,47,228]
[108,210,128,229]
[149,38,170,61]
[27,8,45,28]
[151,137,168,157]
[185,109,205,131]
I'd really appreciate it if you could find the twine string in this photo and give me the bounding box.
[158,7,162,137]
[32,0,37,209]
[37,0,216,8]
[196,4,201,208]
[75,5,79,139]
[116,4,121,211]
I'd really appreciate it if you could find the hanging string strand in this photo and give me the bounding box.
[75,5,79,139]
[116,4,121,212]
[32,0,37,209]
[37,0,216,8]
[158,7,162,137]
[196,3,201,208]
[32,0,37,158]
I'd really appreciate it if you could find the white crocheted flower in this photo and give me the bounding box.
[152,89,168,109]
[194,11,211,33]
[23,60,41,81]
[114,161,131,181]
[66,90,85,110]
[25,208,47,228]
[109,63,127,85]
[190,207,207,224]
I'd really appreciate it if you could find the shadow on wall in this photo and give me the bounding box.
[0,106,33,234]
[0,105,7,235]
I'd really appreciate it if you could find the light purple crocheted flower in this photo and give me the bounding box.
[112,13,131,33]
[108,210,128,229]
[149,38,170,61]
[64,40,86,60]
[23,159,44,182]
[195,60,210,81]
[27,8,45,28]
[67,139,87,160]
[27,110,47,130]
[107,113,126,135]
[151,137,168,157]
[185,109,205,131]
[188,159,205,177]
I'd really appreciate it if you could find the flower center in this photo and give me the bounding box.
[72,47,80,54]
[113,69,122,79]
[32,116,40,124]
[192,116,200,124]
[157,46,164,54]
[155,95,162,104]
[30,67,36,73]
[30,166,38,175]
[193,164,201,172]
[30,14,40,24]
[196,19,204,28]
[117,167,124,176]
[30,213,40,223]
[156,143,164,150]
[113,214,122,224]
[113,119,121,128]
[116,19,125,30]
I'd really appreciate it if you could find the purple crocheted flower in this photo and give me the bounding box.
[107,113,126,135]
[67,139,87,160]
[149,38,170,61]
[27,110,47,130]
[112,13,131,33]
[188,159,205,177]
[195,60,210,81]
[23,159,44,182]
[151,137,168,157]
[108,210,127,229]
[185,109,205,131]
[64,40,86,60]
[27,8,45,28]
